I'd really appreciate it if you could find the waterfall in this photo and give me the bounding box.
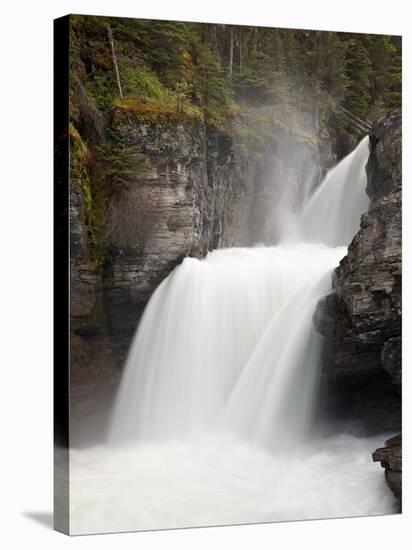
[109,136,371,447]
[69,136,397,535]
[296,136,370,245]
[110,244,346,447]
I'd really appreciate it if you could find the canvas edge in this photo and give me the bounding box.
[53,13,70,536]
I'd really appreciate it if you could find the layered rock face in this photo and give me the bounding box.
[100,120,246,362]
[69,115,322,440]
[314,110,401,499]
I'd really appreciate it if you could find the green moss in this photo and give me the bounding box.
[70,123,93,230]
[167,218,182,232]
[123,65,173,103]
[70,123,108,266]
[113,96,203,124]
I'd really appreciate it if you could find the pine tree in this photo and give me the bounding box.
[368,35,401,117]
[343,36,373,120]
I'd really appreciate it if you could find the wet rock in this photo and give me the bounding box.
[314,110,402,502]
[373,434,402,502]
[381,336,402,385]
[314,110,401,432]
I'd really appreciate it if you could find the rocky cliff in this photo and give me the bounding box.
[314,110,401,499]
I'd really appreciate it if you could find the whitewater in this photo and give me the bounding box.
[69,135,397,534]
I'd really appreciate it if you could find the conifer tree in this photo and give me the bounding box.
[344,37,373,119]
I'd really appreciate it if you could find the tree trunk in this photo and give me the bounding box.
[228,27,234,79]
[253,27,258,53]
[107,24,124,99]
[239,27,243,71]
[210,24,221,67]
[313,31,324,135]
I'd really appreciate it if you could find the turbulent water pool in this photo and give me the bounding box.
[70,432,396,534]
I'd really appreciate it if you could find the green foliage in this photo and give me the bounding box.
[69,123,101,253]
[190,38,235,125]
[123,65,171,101]
[96,140,149,194]
[70,15,117,110]
[70,15,401,133]
[344,37,373,119]
[112,96,203,124]
[69,121,150,263]
[368,35,401,117]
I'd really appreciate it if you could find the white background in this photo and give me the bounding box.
[0,0,409,548]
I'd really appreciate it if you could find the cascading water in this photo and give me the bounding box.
[69,135,397,534]
[110,244,346,448]
[297,136,371,245]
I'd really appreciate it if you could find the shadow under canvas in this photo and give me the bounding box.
[23,512,53,530]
